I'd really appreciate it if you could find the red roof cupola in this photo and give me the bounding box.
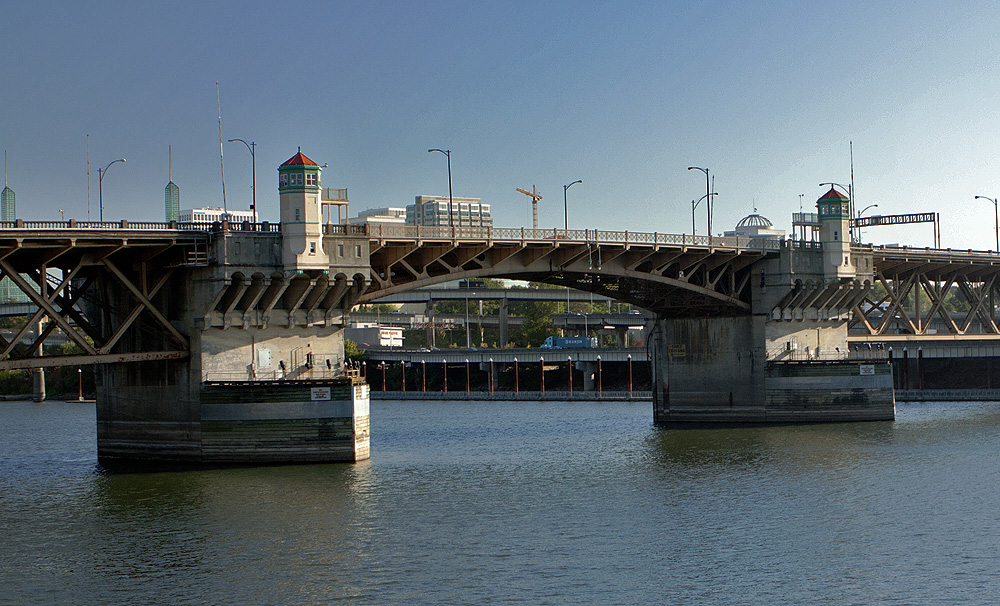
[281,149,319,167]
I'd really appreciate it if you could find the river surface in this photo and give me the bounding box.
[2,398,1000,605]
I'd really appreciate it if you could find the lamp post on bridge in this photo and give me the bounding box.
[428,149,454,230]
[857,204,878,243]
[688,167,713,239]
[98,157,126,222]
[442,359,447,393]
[691,192,717,237]
[974,195,999,252]
[563,179,582,232]
[465,358,470,393]
[227,138,257,224]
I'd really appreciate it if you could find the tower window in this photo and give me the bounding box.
[310,242,316,255]
[279,174,288,187]
[306,173,317,186]
[295,208,300,221]
[290,173,303,186]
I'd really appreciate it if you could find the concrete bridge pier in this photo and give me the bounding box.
[651,188,895,425]
[95,150,373,467]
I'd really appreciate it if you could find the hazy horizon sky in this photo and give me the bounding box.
[2,1,998,248]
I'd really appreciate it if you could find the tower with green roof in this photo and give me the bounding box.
[817,187,855,280]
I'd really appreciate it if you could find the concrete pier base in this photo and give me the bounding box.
[97,360,369,467]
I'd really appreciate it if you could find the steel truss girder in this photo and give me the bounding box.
[852,266,1000,336]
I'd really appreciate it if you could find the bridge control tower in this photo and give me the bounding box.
[278,149,328,272]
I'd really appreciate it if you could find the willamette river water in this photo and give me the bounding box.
[2,398,1000,605]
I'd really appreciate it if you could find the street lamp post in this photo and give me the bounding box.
[975,196,999,252]
[421,359,426,392]
[857,204,878,243]
[442,359,447,393]
[688,167,712,238]
[489,357,494,394]
[428,149,453,230]
[465,358,470,393]
[563,180,582,232]
[227,138,257,224]
[98,158,126,222]
[691,192,718,237]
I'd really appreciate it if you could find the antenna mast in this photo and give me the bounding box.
[86,135,91,221]
[217,82,227,212]
[850,140,856,241]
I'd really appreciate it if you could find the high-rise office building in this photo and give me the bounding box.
[1,152,14,222]
[165,181,180,222]
[164,146,179,222]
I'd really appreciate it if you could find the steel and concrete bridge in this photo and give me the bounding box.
[1,161,994,464]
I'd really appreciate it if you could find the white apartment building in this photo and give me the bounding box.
[179,207,256,223]
[348,207,407,225]
[406,196,492,227]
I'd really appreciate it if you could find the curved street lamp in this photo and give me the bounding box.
[975,196,999,252]
[691,192,717,236]
[227,138,257,224]
[428,149,453,229]
[857,203,878,243]
[98,157,126,222]
[688,167,713,237]
[563,179,582,231]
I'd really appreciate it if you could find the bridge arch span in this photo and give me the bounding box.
[362,238,767,317]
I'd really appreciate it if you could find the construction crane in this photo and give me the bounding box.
[516,185,542,230]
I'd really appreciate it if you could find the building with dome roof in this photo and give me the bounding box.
[724,212,785,240]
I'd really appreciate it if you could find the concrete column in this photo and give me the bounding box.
[499,295,509,347]
[425,300,435,348]
[581,360,597,391]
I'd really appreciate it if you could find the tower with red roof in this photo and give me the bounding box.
[278,149,328,271]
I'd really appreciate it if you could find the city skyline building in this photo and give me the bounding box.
[406,195,491,228]
[164,146,179,222]
[179,207,255,223]
[2,152,14,222]
[348,207,407,226]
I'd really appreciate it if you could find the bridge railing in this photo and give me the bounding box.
[366,224,788,250]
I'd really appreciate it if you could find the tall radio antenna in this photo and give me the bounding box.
[217,82,228,212]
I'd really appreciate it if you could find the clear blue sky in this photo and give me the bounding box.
[2,1,998,248]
